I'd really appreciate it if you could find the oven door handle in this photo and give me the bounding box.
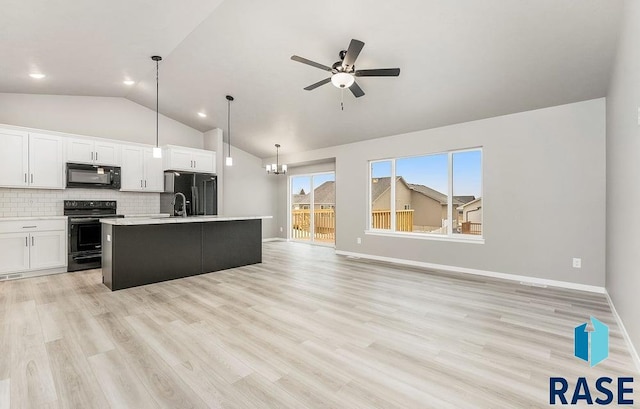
[69,218,101,223]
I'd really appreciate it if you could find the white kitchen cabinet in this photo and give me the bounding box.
[29,230,67,271]
[0,129,64,189]
[0,129,29,188]
[120,145,164,192]
[0,218,67,275]
[66,137,120,166]
[0,233,31,274]
[163,145,215,173]
[29,133,65,189]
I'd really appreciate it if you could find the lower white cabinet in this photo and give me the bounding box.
[0,219,67,275]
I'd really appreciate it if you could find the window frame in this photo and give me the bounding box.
[366,147,483,243]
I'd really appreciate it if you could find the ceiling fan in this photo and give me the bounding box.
[291,39,400,99]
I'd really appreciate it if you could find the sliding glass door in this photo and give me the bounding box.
[290,172,335,245]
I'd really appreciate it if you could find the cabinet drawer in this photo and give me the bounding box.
[0,219,66,234]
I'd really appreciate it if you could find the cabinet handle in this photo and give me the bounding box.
[95,152,98,161]
[144,180,147,188]
[91,152,94,160]
[194,160,196,168]
[30,174,33,183]
[190,160,193,168]
[25,237,28,247]
[31,236,34,246]
[22,226,37,229]
[24,173,27,183]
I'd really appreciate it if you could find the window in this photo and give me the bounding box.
[369,148,482,239]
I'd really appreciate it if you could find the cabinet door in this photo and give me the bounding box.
[120,146,145,191]
[29,133,64,189]
[29,231,67,271]
[0,233,30,274]
[94,141,120,166]
[192,151,215,173]
[143,149,165,192]
[0,129,29,188]
[66,138,94,164]
[166,149,193,171]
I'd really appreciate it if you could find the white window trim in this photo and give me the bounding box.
[368,147,483,241]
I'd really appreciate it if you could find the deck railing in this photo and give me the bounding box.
[371,209,414,231]
[461,221,482,235]
[291,209,415,240]
[291,209,335,241]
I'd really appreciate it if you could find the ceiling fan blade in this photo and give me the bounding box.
[342,39,365,69]
[355,68,401,77]
[349,81,365,98]
[304,78,332,91]
[291,55,333,72]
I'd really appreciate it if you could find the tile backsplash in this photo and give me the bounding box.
[0,188,160,217]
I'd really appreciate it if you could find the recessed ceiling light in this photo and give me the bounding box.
[197,112,207,118]
[29,73,45,79]
[123,80,135,85]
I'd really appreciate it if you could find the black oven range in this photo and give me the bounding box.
[64,200,123,272]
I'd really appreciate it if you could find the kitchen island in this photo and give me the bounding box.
[100,215,271,290]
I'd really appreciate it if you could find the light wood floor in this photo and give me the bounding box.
[0,241,637,408]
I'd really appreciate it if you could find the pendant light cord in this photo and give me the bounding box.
[156,59,159,148]
[227,98,231,158]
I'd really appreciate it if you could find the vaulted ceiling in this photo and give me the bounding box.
[0,0,623,157]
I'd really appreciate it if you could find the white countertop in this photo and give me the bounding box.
[0,216,67,221]
[101,215,272,226]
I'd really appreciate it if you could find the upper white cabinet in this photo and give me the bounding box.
[66,137,120,166]
[163,145,215,173]
[120,145,164,192]
[0,129,64,189]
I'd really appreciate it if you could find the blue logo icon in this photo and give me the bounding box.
[574,316,609,367]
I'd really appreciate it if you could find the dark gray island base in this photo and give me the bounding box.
[101,217,263,290]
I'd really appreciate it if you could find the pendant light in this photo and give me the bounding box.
[266,144,287,175]
[225,95,234,166]
[152,55,163,158]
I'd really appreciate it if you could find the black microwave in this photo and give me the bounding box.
[66,163,121,189]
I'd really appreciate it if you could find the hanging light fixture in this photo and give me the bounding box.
[266,144,287,175]
[151,55,163,158]
[225,95,234,166]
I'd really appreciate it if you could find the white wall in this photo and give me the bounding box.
[222,143,279,239]
[272,99,606,287]
[0,93,204,148]
[606,0,640,356]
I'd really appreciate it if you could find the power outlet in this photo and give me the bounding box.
[356,237,362,244]
[572,258,582,268]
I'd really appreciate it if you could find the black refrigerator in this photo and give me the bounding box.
[160,171,217,216]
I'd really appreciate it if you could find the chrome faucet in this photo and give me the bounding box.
[171,192,188,217]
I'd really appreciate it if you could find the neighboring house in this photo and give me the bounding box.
[370,176,480,232]
[292,181,335,210]
[457,197,482,223]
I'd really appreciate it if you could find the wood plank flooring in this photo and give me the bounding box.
[0,241,637,408]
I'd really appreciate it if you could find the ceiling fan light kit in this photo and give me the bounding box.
[291,38,400,104]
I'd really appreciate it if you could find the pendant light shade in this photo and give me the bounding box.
[152,55,163,158]
[266,144,287,175]
[225,95,234,166]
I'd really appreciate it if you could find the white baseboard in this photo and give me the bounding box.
[335,250,606,294]
[604,290,640,373]
[262,237,285,242]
